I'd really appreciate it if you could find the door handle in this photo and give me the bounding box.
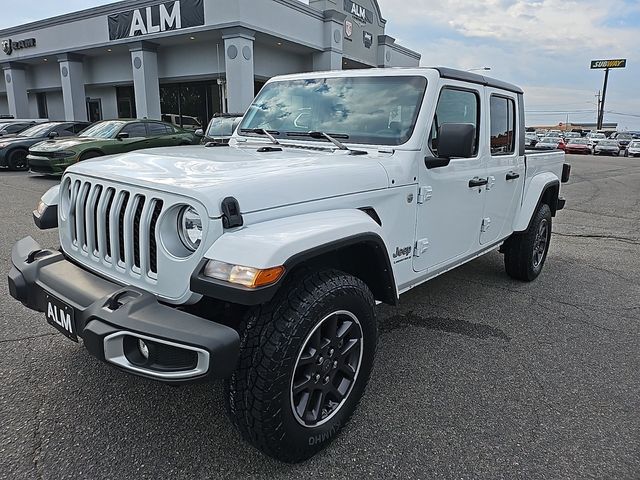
[506,172,520,181]
[468,177,489,188]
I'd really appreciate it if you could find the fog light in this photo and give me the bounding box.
[138,339,150,360]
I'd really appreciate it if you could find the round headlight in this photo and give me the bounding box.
[178,206,202,251]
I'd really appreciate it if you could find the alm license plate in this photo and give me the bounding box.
[45,294,78,342]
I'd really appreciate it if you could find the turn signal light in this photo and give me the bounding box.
[203,261,285,288]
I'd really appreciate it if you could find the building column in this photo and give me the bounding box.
[222,28,255,114]
[312,10,345,71]
[58,53,87,121]
[130,42,161,120]
[2,63,29,118]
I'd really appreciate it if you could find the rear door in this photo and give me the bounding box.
[413,82,487,273]
[480,90,525,245]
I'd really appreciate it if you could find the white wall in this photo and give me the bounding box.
[157,42,224,81]
[85,86,118,119]
[27,62,61,90]
[254,44,311,79]
[85,52,133,86]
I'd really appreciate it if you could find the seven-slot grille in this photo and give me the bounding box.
[64,178,163,279]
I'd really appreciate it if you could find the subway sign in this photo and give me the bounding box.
[108,0,204,40]
[590,59,627,69]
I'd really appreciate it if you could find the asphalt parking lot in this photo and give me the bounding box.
[1,154,639,479]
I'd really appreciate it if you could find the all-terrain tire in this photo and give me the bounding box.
[504,203,552,282]
[224,269,377,463]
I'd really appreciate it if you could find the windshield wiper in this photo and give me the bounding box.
[285,131,367,155]
[240,128,280,145]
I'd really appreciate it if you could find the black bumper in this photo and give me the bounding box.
[8,237,240,384]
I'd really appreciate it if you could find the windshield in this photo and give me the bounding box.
[207,117,241,137]
[599,140,617,146]
[541,137,558,143]
[80,121,126,139]
[616,134,632,139]
[239,76,428,146]
[18,123,56,137]
[569,139,588,145]
[592,133,606,139]
[629,141,640,147]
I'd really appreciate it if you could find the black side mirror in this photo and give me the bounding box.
[116,132,130,140]
[437,123,476,158]
[425,123,476,169]
[48,131,59,139]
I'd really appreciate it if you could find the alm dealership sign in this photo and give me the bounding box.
[590,59,627,69]
[108,0,204,40]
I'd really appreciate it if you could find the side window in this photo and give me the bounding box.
[56,124,76,137]
[430,88,480,156]
[148,122,170,136]
[73,123,88,134]
[490,95,516,155]
[121,122,148,138]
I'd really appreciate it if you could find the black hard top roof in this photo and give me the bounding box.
[431,67,524,94]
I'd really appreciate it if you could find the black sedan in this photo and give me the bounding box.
[0,121,89,171]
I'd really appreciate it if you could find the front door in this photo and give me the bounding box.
[413,84,486,273]
[480,90,525,245]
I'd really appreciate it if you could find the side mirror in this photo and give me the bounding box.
[116,132,130,140]
[425,123,476,169]
[48,131,59,139]
[195,128,204,137]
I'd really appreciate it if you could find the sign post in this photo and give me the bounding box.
[590,59,626,130]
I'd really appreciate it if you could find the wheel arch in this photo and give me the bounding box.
[513,174,560,232]
[191,210,398,306]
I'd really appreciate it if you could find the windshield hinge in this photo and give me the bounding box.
[417,186,433,204]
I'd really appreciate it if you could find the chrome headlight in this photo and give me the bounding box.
[178,206,202,251]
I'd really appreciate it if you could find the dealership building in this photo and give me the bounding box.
[0,0,420,127]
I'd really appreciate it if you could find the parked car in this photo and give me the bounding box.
[587,132,606,146]
[562,132,581,142]
[525,133,538,149]
[535,136,566,151]
[28,119,199,175]
[564,138,593,155]
[10,67,570,463]
[0,122,89,171]
[197,114,243,144]
[161,114,202,131]
[0,121,36,136]
[594,139,620,156]
[625,140,640,157]
[612,132,633,151]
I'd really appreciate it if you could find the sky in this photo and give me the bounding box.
[1,0,639,130]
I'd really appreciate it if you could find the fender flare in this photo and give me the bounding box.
[513,173,560,232]
[33,184,60,230]
[191,209,397,306]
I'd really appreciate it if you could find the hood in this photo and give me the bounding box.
[67,144,390,217]
[31,137,104,151]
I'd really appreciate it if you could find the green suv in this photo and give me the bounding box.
[28,119,199,175]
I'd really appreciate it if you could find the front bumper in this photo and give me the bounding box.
[8,236,240,383]
[27,155,73,175]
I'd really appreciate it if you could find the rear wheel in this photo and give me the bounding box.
[225,269,377,463]
[7,149,28,171]
[503,203,552,282]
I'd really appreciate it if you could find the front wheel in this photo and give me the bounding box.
[7,149,28,171]
[503,203,552,282]
[225,269,377,463]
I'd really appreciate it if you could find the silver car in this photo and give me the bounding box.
[594,140,620,156]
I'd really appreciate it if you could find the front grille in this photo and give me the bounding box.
[63,178,164,280]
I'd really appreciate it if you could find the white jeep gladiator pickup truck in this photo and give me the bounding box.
[9,67,570,462]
